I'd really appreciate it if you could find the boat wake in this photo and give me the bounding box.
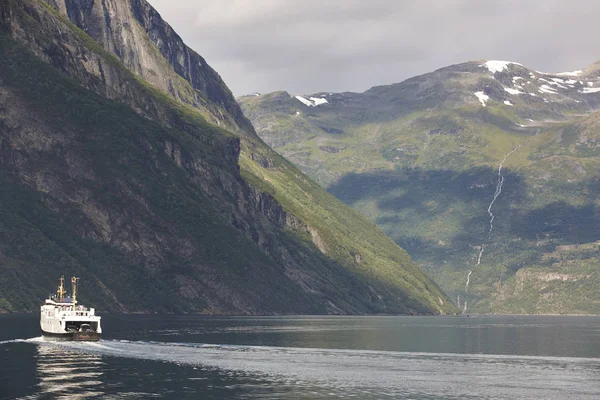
[3,338,594,399]
[0,336,45,345]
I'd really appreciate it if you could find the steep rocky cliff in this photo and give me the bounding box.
[44,0,251,134]
[0,0,454,314]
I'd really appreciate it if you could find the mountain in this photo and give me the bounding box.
[0,0,454,315]
[239,60,600,314]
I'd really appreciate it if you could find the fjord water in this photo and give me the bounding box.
[1,315,600,399]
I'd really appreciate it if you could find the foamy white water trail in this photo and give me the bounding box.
[0,336,45,345]
[20,339,600,399]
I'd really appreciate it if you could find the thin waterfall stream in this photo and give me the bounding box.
[463,144,521,313]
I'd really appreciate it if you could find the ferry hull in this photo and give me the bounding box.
[41,330,101,342]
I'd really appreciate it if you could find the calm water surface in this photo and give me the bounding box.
[1,314,600,399]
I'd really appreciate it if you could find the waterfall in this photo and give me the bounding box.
[462,144,520,313]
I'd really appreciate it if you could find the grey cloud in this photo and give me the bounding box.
[148,0,600,96]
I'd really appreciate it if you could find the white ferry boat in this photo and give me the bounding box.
[40,276,102,341]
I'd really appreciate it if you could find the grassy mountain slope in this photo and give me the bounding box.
[0,0,454,315]
[240,61,600,314]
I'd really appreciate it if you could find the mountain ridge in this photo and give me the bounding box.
[239,58,600,314]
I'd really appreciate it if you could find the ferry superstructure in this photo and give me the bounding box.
[40,276,102,341]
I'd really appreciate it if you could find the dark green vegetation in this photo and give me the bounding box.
[240,61,600,314]
[0,0,454,314]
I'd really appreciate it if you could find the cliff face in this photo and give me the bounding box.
[0,0,455,315]
[46,0,253,134]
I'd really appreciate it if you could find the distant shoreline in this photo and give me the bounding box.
[2,311,599,317]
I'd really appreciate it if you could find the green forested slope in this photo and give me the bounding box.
[240,61,600,314]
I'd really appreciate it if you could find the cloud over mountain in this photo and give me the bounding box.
[150,0,600,95]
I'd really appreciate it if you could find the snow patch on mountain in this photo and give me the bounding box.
[474,91,489,106]
[539,85,558,94]
[503,100,513,106]
[549,79,568,89]
[582,87,600,94]
[295,96,329,107]
[481,60,523,74]
[310,97,328,106]
[556,70,583,76]
[504,87,524,95]
[534,69,581,77]
[295,96,313,107]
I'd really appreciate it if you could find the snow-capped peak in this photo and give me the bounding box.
[480,60,523,74]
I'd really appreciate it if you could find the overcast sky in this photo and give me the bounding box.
[148,0,600,96]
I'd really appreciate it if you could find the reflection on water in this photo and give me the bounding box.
[35,344,104,399]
